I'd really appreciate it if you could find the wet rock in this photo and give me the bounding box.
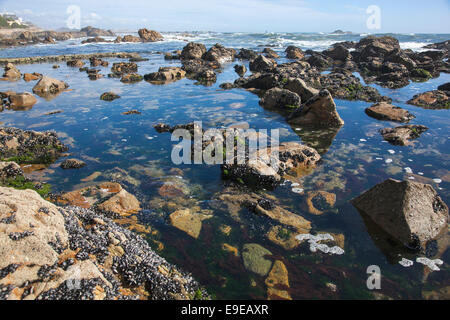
[202,43,236,64]
[60,159,86,170]
[120,73,143,83]
[100,92,120,101]
[169,209,212,239]
[380,125,428,146]
[407,90,449,109]
[234,64,247,77]
[305,191,336,215]
[122,110,141,115]
[288,89,344,128]
[365,102,415,123]
[249,55,276,73]
[109,62,138,78]
[66,59,85,68]
[265,260,291,300]
[234,73,280,91]
[236,48,259,61]
[438,82,450,92]
[323,45,351,62]
[283,77,319,102]
[263,48,280,59]
[352,179,449,250]
[180,42,207,60]
[305,52,332,70]
[23,73,42,82]
[2,63,21,81]
[219,82,235,90]
[8,92,37,109]
[86,69,103,80]
[96,189,141,216]
[242,244,272,277]
[285,46,304,59]
[0,127,67,164]
[81,37,109,44]
[80,26,115,37]
[32,76,69,98]
[260,88,301,110]
[89,57,108,67]
[138,28,163,42]
[266,226,300,250]
[144,67,186,83]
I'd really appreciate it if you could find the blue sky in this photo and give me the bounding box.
[1,0,449,33]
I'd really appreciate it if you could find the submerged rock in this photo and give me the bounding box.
[265,260,291,300]
[305,191,336,215]
[60,158,86,170]
[66,59,85,68]
[380,125,428,146]
[260,88,301,110]
[100,92,120,101]
[109,62,138,78]
[352,179,449,250]
[23,72,42,82]
[120,73,143,83]
[365,102,415,123]
[288,89,344,128]
[169,208,212,239]
[242,244,273,276]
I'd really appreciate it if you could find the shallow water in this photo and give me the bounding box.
[0,32,449,300]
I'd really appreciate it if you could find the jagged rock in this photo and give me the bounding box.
[109,62,138,77]
[352,179,448,250]
[283,77,319,102]
[380,125,428,146]
[0,127,67,164]
[234,64,247,77]
[60,159,86,170]
[236,48,259,60]
[438,83,450,92]
[89,57,108,67]
[138,28,163,42]
[242,244,273,276]
[80,26,115,37]
[288,89,344,128]
[249,55,276,73]
[180,42,207,60]
[263,48,279,59]
[100,92,120,101]
[260,88,301,110]
[285,46,304,59]
[2,63,21,81]
[306,52,332,70]
[202,43,236,64]
[355,36,400,62]
[144,67,186,83]
[407,90,449,109]
[365,102,415,122]
[8,92,37,109]
[323,45,351,61]
[32,76,69,98]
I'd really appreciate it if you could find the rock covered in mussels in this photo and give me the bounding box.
[352,179,448,251]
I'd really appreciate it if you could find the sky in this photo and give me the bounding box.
[1,0,449,33]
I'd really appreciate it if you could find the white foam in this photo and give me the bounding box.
[399,258,414,267]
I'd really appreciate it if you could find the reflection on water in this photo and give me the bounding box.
[0,47,449,300]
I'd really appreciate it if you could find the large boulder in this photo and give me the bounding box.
[365,102,415,122]
[180,42,207,60]
[407,90,449,110]
[144,67,186,83]
[32,76,69,97]
[288,89,344,128]
[355,36,400,62]
[263,48,279,59]
[260,88,301,110]
[249,55,276,73]
[202,43,236,64]
[8,92,37,110]
[236,48,259,60]
[283,77,319,102]
[138,28,163,42]
[323,45,351,61]
[285,46,304,59]
[352,179,448,250]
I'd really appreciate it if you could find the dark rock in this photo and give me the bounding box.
[263,48,279,59]
[202,43,236,64]
[236,48,259,60]
[100,92,120,101]
[138,28,163,42]
[180,42,207,60]
[234,64,247,77]
[260,88,301,110]
[249,55,276,73]
[285,46,304,59]
[60,159,86,169]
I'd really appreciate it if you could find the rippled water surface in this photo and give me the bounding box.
[0,32,449,299]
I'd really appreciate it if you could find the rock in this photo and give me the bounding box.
[81,37,108,44]
[196,69,217,83]
[202,43,236,64]
[305,191,336,215]
[66,59,85,68]
[8,92,37,109]
[438,83,450,92]
[169,209,211,239]
[122,110,141,115]
[380,125,429,146]
[222,243,239,257]
[260,88,301,110]
[234,64,247,77]
[2,63,21,80]
[219,83,235,90]
[407,90,449,109]
[23,73,42,82]
[0,127,67,164]
[144,67,186,83]
[283,77,319,102]
[100,92,120,101]
[236,48,259,61]
[265,260,291,300]
[365,102,415,122]
[263,48,280,59]
[249,55,276,73]
[306,52,332,70]
[180,42,207,60]
[80,26,115,37]
[60,159,86,170]
[242,244,272,276]
[122,35,141,42]
[234,73,279,91]
[32,76,69,98]
[138,28,163,42]
[0,161,23,183]
[89,57,108,67]
[0,186,204,300]
[323,45,351,61]
[355,36,400,62]
[285,46,304,59]
[288,89,344,128]
[267,226,300,250]
[96,189,141,216]
[120,73,143,83]
[352,179,448,250]
[86,69,103,80]
[109,62,138,77]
